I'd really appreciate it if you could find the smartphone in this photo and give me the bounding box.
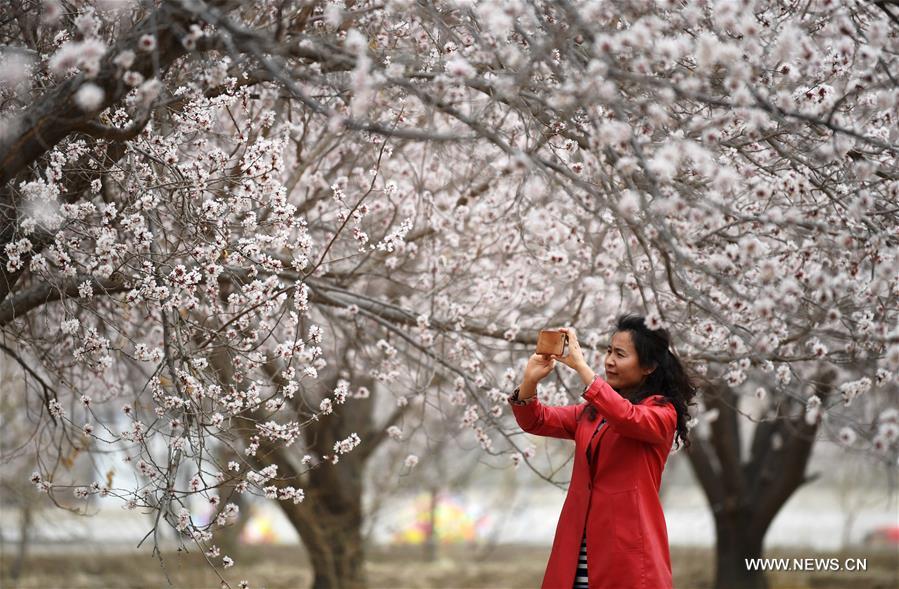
[536,329,568,356]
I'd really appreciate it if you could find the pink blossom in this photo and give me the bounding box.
[138,34,157,52]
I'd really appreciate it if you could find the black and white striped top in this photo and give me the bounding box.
[573,533,588,588]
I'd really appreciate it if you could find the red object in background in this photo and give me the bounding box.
[863,525,899,545]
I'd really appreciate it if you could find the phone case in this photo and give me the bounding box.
[536,329,568,356]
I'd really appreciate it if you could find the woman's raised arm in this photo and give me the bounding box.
[508,386,581,440]
[581,375,676,445]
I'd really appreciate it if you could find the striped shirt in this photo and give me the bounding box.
[573,533,588,588]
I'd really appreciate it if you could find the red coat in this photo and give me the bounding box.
[509,375,678,589]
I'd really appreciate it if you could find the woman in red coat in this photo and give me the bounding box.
[508,314,697,589]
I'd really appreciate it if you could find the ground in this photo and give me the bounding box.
[1,544,896,588]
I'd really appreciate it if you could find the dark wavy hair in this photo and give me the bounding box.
[579,313,698,450]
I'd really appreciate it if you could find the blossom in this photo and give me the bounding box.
[694,32,720,70]
[138,34,157,52]
[445,55,476,79]
[78,280,94,299]
[332,380,349,404]
[113,50,136,69]
[460,404,479,428]
[324,3,342,27]
[48,42,83,76]
[647,143,682,182]
[644,311,664,330]
[137,78,162,107]
[221,503,239,522]
[0,53,32,89]
[838,427,856,446]
[839,377,871,407]
[74,8,100,37]
[804,395,822,426]
[42,0,62,24]
[48,399,63,418]
[880,408,899,425]
[771,24,802,63]
[879,422,899,443]
[123,70,144,87]
[278,486,305,503]
[344,28,367,52]
[74,83,105,112]
[176,507,191,531]
[173,24,203,51]
[404,454,419,469]
[872,435,890,454]
[333,433,361,455]
[885,344,899,370]
[597,120,631,149]
[615,190,641,221]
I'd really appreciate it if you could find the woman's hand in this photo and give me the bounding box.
[523,353,556,386]
[550,327,588,371]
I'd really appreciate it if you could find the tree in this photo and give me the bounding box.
[2,1,898,588]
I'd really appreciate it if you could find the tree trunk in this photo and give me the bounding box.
[280,489,367,589]
[10,500,32,581]
[713,511,768,589]
[424,486,438,562]
[686,367,837,589]
[211,340,415,589]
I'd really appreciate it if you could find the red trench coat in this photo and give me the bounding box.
[509,374,677,589]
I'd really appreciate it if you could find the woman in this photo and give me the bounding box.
[508,314,696,589]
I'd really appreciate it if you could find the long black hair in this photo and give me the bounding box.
[581,313,698,450]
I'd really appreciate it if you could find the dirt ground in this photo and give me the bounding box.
[1,544,896,589]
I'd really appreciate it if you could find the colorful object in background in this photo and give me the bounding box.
[391,492,491,545]
[240,505,281,544]
[863,524,899,546]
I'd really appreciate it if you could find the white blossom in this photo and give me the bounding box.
[445,55,476,79]
[74,83,105,112]
[113,50,136,69]
[838,427,856,446]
